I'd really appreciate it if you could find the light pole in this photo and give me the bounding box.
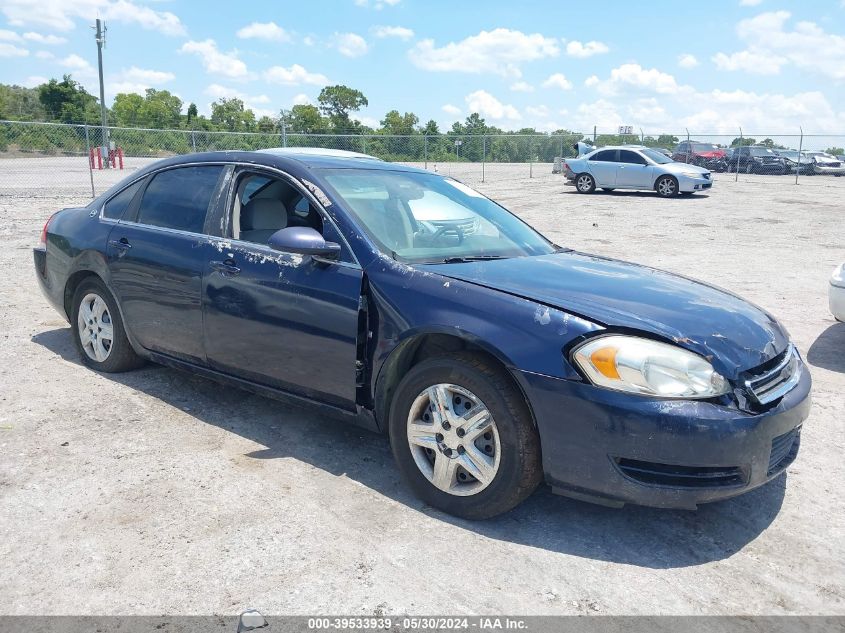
[94,18,109,169]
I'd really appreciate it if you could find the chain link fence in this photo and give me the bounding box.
[1,119,844,198]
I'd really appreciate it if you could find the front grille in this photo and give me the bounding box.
[768,428,800,476]
[744,345,801,405]
[616,458,745,488]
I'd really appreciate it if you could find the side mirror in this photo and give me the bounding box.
[268,226,341,260]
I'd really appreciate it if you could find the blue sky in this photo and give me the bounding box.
[1,0,843,134]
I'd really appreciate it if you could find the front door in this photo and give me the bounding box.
[202,168,363,410]
[108,164,226,364]
[616,150,653,188]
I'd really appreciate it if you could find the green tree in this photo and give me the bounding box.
[38,75,99,123]
[0,83,47,120]
[824,147,844,156]
[256,115,277,133]
[284,104,327,133]
[138,89,182,129]
[210,97,255,132]
[656,134,679,148]
[379,110,419,135]
[421,119,440,135]
[463,112,488,135]
[186,102,198,127]
[318,85,368,131]
[111,92,145,127]
[731,137,757,147]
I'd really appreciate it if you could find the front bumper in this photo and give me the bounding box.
[830,282,845,322]
[676,174,713,192]
[517,361,811,509]
[813,164,845,176]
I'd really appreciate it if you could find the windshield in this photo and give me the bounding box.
[750,147,777,156]
[641,148,673,164]
[320,169,556,263]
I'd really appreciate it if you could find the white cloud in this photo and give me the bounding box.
[333,32,368,57]
[712,49,784,74]
[584,75,599,87]
[236,21,290,42]
[22,31,65,44]
[0,29,21,41]
[594,63,681,96]
[110,82,151,96]
[354,115,380,128]
[465,90,521,121]
[565,40,609,58]
[442,103,461,116]
[122,66,175,85]
[677,53,699,68]
[59,53,91,71]
[2,0,185,35]
[264,64,329,86]
[542,73,572,90]
[713,11,845,79]
[22,75,48,87]
[35,50,53,59]
[0,42,28,57]
[292,93,310,106]
[372,25,414,40]
[510,81,534,92]
[525,105,550,118]
[409,28,560,77]
[355,0,401,8]
[180,40,251,80]
[739,0,763,5]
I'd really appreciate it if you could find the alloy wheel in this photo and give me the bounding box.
[576,175,593,192]
[406,383,500,496]
[76,293,114,362]
[657,177,677,196]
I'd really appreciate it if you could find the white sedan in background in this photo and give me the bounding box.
[563,146,712,197]
[831,263,845,322]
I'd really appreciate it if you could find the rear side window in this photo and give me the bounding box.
[590,150,617,162]
[104,180,143,220]
[136,165,224,234]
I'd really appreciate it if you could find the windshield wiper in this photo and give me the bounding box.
[440,255,511,263]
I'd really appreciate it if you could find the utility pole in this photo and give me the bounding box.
[94,18,109,168]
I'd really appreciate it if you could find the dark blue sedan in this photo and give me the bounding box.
[33,149,811,519]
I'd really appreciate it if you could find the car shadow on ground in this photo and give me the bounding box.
[807,322,845,373]
[562,190,710,199]
[33,326,786,570]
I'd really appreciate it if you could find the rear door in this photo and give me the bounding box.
[587,149,619,186]
[616,150,653,188]
[107,164,228,364]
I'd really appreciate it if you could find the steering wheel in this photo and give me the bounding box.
[429,224,465,244]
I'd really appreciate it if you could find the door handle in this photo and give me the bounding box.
[108,238,131,250]
[210,259,241,276]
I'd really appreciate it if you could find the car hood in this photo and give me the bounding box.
[663,162,710,176]
[421,251,789,378]
[695,151,725,159]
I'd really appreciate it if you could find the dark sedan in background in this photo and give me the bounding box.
[34,149,811,518]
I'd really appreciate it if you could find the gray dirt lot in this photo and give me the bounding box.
[0,161,843,615]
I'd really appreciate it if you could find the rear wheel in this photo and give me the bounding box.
[655,175,679,198]
[71,277,143,373]
[389,353,542,519]
[575,173,596,194]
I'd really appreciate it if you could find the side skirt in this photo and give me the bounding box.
[147,351,380,433]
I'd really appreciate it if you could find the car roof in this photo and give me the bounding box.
[257,147,382,161]
[130,149,430,176]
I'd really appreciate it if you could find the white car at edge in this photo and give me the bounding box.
[563,145,713,197]
[831,263,845,322]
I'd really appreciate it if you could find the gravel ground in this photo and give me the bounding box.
[0,159,843,616]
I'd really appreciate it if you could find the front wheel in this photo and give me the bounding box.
[655,175,679,198]
[389,353,542,519]
[746,162,754,174]
[575,173,596,194]
[71,277,143,373]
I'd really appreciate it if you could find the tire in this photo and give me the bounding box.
[655,175,679,198]
[71,277,143,373]
[601,188,615,192]
[575,173,596,194]
[388,352,542,519]
[680,191,694,196]
[746,162,753,174]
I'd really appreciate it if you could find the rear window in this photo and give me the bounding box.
[136,166,224,234]
[104,180,143,220]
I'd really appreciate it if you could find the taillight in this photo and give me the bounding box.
[37,212,59,250]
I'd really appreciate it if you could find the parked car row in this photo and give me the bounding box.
[674,140,844,176]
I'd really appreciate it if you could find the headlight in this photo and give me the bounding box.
[572,335,730,398]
